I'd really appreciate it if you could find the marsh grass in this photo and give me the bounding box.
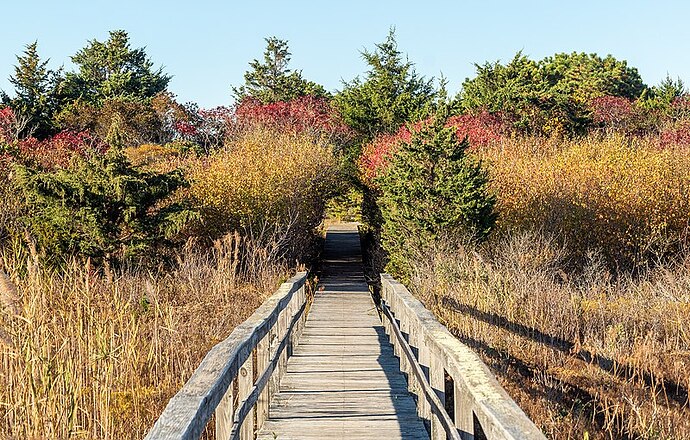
[0,234,288,439]
[409,232,690,439]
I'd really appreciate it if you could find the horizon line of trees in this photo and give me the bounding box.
[1,28,688,148]
[2,28,689,272]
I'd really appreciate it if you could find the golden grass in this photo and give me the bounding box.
[409,232,690,439]
[0,234,288,439]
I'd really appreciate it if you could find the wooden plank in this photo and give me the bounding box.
[238,355,254,440]
[255,336,269,430]
[257,224,427,440]
[215,378,235,440]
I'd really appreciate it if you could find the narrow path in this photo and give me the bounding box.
[257,223,428,439]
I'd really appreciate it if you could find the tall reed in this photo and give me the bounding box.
[0,234,287,439]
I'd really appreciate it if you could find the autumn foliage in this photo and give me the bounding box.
[189,127,340,260]
[233,96,353,144]
[480,135,690,268]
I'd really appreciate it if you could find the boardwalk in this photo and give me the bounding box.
[257,223,428,439]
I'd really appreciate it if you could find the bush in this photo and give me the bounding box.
[189,128,340,261]
[15,149,196,266]
[480,135,690,269]
[233,96,353,146]
[376,114,496,278]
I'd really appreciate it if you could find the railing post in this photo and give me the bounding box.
[454,380,474,440]
[407,315,427,421]
[278,303,288,380]
[239,354,254,440]
[256,335,269,430]
[215,378,235,440]
[419,336,433,426]
[430,351,446,440]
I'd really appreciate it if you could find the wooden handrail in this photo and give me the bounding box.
[145,271,309,440]
[380,274,546,440]
[381,302,462,440]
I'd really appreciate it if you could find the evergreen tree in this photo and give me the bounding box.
[60,30,170,104]
[233,37,328,104]
[1,42,60,138]
[335,29,437,141]
[652,74,687,104]
[16,149,196,266]
[377,108,496,279]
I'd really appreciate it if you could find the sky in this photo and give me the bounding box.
[1,0,688,108]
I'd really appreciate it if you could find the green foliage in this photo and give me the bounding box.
[55,96,164,147]
[376,109,496,278]
[105,112,126,149]
[1,42,61,138]
[651,74,687,104]
[335,29,437,141]
[59,30,170,105]
[458,51,648,135]
[15,149,196,266]
[233,37,328,104]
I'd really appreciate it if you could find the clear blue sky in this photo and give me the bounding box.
[1,0,688,108]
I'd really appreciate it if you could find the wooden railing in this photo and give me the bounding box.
[145,272,309,440]
[380,274,547,440]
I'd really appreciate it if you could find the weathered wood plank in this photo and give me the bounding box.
[257,225,427,440]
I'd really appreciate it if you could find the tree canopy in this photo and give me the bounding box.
[335,29,437,141]
[457,51,648,134]
[233,37,328,104]
[60,30,170,104]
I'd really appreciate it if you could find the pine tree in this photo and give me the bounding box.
[1,42,60,138]
[233,37,328,104]
[377,108,496,279]
[60,30,170,104]
[335,29,437,141]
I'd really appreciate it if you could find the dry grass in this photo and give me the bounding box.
[0,234,288,439]
[408,232,690,439]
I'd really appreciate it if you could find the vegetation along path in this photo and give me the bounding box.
[257,223,428,439]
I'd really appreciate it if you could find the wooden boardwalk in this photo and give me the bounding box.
[257,224,428,439]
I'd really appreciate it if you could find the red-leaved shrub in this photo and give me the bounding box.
[590,96,634,129]
[18,131,108,170]
[234,96,353,145]
[445,110,507,147]
[658,120,690,148]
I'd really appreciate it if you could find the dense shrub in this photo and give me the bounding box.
[658,120,690,148]
[358,125,411,186]
[55,97,163,147]
[234,96,353,146]
[376,114,496,278]
[189,128,340,261]
[446,110,507,147]
[17,130,108,170]
[480,135,690,268]
[458,52,648,135]
[15,149,196,266]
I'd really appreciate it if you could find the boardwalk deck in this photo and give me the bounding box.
[257,223,428,440]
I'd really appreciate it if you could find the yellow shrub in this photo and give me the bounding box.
[479,135,690,267]
[124,143,179,168]
[190,129,340,251]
